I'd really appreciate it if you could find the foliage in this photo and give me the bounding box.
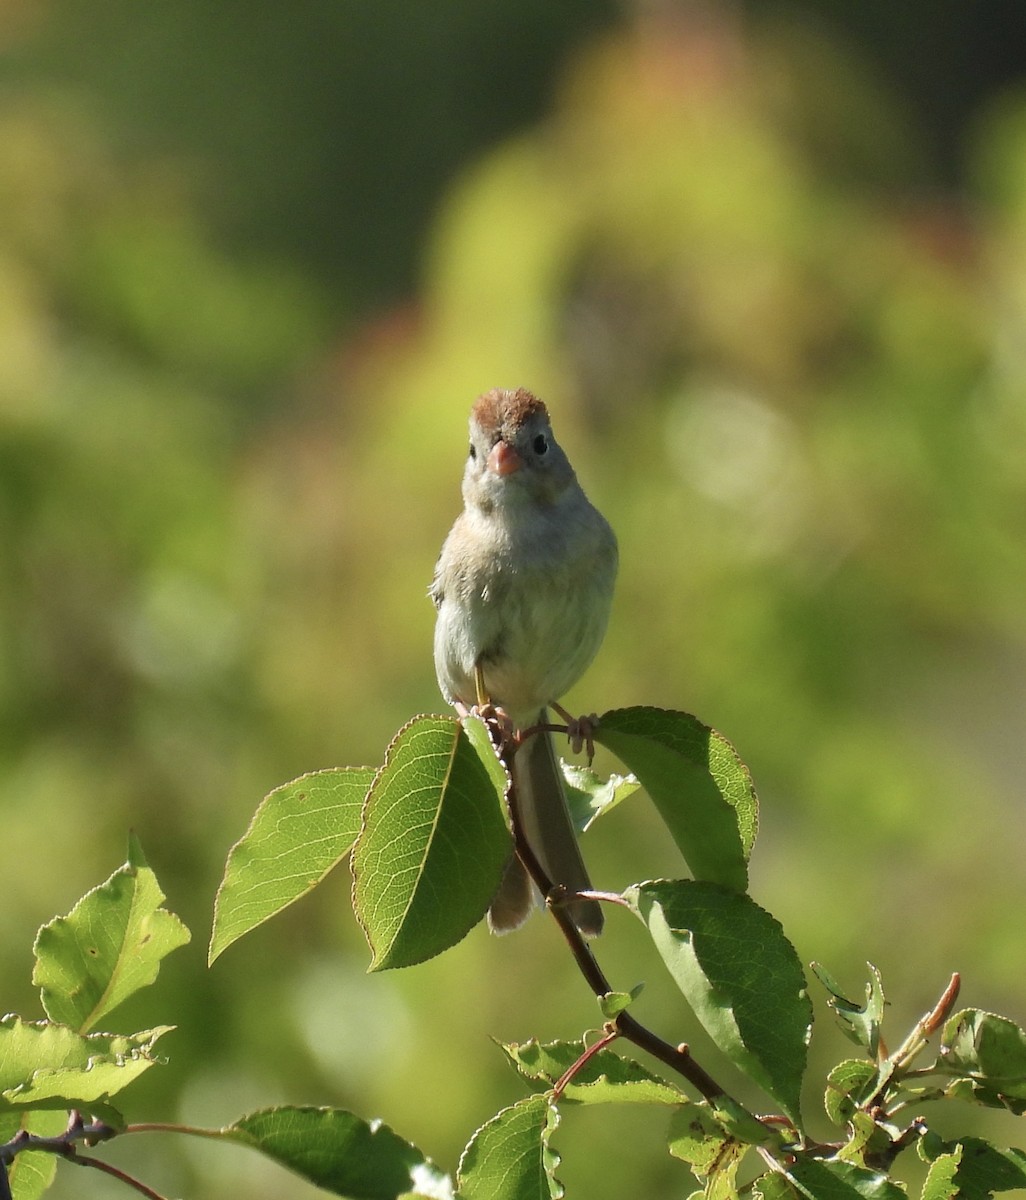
[6,709,1026,1198]
[3,6,1026,1197]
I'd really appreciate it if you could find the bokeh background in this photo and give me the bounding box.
[3,1,1026,1195]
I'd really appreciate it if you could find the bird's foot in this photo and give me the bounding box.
[550,702,600,764]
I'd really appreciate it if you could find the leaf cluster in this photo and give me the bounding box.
[5,706,1026,1198]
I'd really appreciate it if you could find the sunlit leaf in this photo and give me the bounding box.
[352,715,510,971]
[561,763,640,833]
[210,767,373,964]
[598,984,644,1020]
[939,1009,1026,1106]
[824,1059,877,1125]
[0,1016,169,1111]
[593,708,755,892]
[666,1102,737,1173]
[32,835,189,1033]
[626,880,810,1123]
[224,1106,452,1199]
[919,1147,961,1200]
[811,963,886,1058]
[457,1095,562,1200]
[499,1039,686,1105]
[0,1110,64,1200]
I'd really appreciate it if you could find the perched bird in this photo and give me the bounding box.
[430,387,618,935]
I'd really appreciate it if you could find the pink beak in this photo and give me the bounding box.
[487,440,522,476]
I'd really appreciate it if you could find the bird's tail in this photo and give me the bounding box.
[488,713,603,937]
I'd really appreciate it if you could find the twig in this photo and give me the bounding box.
[74,1154,171,1200]
[0,1113,168,1200]
[551,1023,621,1101]
[496,717,747,1111]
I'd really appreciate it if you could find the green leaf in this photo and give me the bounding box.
[786,1158,906,1199]
[32,836,189,1033]
[499,1039,687,1105]
[625,880,810,1124]
[939,1009,1026,1108]
[948,1138,1026,1199]
[811,963,886,1058]
[593,708,755,892]
[919,1147,961,1200]
[210,767,373,964]
[0,1016,170,1110]
[561,763,640,833]
[457,1095,562,1200]
[352,715,511,971]
[598,984,644,1020]
[753,1172,800,1200]
[824,1059,877,1125]
[666,1102,737,1173]
[836,1110,889,1168]
[224,1106,452,1199]
[0,1110,65,1200]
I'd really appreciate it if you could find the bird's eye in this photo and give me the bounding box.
[468,443,477,459]
[533,433,548,455]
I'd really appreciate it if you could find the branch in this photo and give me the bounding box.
[0,1111,171,1200]
[497,719,749,1112]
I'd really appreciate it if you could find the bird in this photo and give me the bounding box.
[430,387,618,935]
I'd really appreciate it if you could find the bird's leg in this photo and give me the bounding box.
[550,702,600,764]
[474,664,488,709]
[457,664,515,744]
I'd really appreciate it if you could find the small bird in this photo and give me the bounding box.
[431,387,618,935]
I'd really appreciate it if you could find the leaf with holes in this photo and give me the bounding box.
[32,835,189,1033]
[458,1095,562,1200]
[500,1039,687,1105]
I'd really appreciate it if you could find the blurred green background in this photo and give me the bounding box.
[3,2,1026,1195]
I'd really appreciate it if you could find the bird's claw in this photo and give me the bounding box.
[551,703,599,764]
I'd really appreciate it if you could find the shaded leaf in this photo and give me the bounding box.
[33,834,189,1032]
[593,708,755,892]
[787,1157,906,1199]
[500,1039,686,1105]
[457,1095,561,1200]
[210,767,373,964]
[0,1016,169,1111]
[352,715,510,971]
[948,1137,1026,1199]
[225,1106,452,1199]
[626,880,810,1124]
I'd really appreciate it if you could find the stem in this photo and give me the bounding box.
[74,1155,171,1200]
[551,1024,621,1101]
[868,973,961,1112]
[0,1114,170,1200]
[499,720,746,1111]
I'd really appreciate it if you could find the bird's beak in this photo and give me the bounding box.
[487,440,522,476]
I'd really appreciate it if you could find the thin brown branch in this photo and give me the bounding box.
[496,718,745,1110]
